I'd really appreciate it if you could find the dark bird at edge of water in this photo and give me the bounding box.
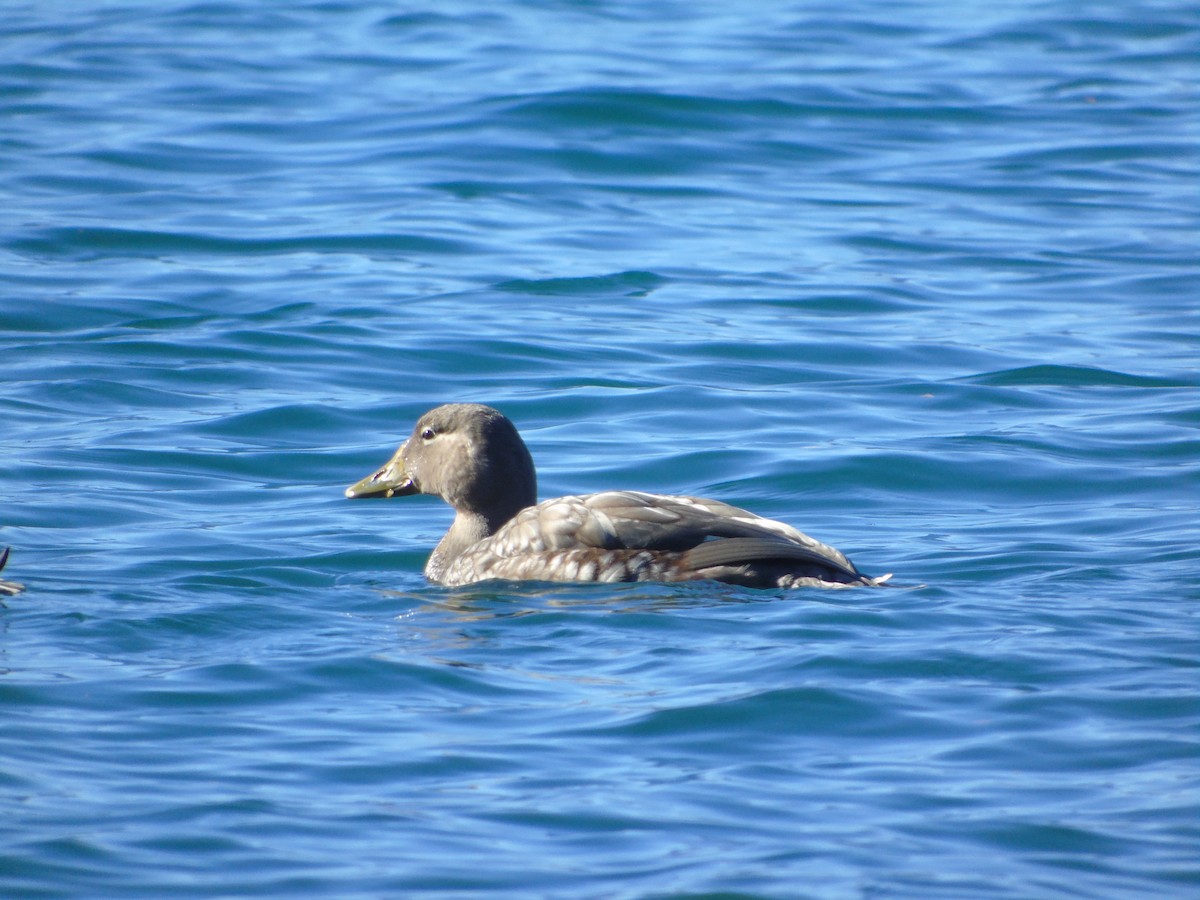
[0,547,24,597]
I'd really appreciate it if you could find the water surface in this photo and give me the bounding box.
[2,1,1197,896]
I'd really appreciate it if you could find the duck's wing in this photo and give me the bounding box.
[483,491,862,578]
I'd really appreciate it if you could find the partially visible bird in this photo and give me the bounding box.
[0,547,24,597]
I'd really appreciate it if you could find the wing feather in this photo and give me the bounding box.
[474,490,854,573]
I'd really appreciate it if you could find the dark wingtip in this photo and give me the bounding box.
[686,537,863,579]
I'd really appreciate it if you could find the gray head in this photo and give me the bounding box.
[345,403,537,530]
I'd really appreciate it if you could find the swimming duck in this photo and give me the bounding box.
[345,403,888,589]
[0,547,24,596]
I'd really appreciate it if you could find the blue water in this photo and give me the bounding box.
[2,1,1198,896]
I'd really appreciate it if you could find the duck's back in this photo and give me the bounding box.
[442,491,875,588]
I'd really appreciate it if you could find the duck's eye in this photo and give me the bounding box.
[421,428,436,441]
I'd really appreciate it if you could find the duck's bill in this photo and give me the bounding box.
[344,446,418,499]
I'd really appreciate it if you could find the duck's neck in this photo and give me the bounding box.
[425,509,495,584]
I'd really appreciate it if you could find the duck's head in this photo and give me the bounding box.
[345,403,537,521]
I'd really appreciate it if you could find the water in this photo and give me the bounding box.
[2,1,1198,896]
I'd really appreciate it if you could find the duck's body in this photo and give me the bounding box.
[346,403,888,590]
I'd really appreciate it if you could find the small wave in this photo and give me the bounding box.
[964,364,1194,389]
[8,227,480,260]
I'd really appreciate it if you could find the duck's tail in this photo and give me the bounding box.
[684,537,892,589]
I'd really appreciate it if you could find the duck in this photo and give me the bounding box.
[345,403,889,589]
[0,547,24,596]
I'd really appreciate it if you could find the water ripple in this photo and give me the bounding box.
[2,0,1197,896]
